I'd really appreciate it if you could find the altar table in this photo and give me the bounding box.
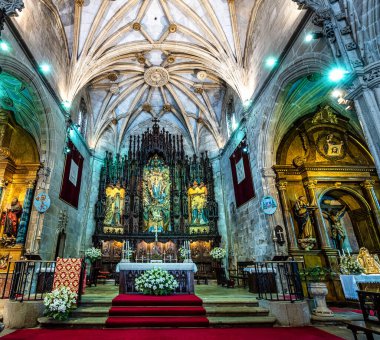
[118,262,198,294]
[340,274,380,300]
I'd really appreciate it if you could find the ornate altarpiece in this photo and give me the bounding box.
[93,122,220,270]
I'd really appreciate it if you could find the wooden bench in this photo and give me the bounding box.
[345,290,380,340]
[194,262,211,284]
[228,261,254,287]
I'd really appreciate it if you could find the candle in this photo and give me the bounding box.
[338,249,341,258]
[347,248,351,257]
[342,249,345,256]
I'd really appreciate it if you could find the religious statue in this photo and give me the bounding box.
[1,198,22,238]
[293,196,316,250]
[188,181,208,225]
[104,184,125,227]
[324,206,346,251]
[143,155,170,232]
[357,247,380,274]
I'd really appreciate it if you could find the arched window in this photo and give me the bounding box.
[78,97,87,136]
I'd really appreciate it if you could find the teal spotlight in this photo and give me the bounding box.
[0,40,10,52]
[305,33,313,42]
[328,68,348,82]
[62,100,71,111]
[265,57,277,68]
[39,63,51,74]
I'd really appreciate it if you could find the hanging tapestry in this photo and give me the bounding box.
[59,140,84,209]
[142,155,171,232]
[53,258,83,295]
[229,138,255,207]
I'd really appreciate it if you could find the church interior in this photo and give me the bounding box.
[0,0,379,339]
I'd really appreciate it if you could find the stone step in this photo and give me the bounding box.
[208,316,276,327]
[38,316,107,329]
[72,306,110,317]
[205,306,269,317]
[203,298,259,307]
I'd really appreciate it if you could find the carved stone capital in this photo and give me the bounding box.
[276,181,288,191]
[75,0,84,6]
[304,179,318,190]
[361,180,375,190]
[26,180,36,189]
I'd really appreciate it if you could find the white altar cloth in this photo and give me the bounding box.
[117,262,197,273]
[340,274,380,300]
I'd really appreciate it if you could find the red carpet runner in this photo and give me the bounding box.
[3,327,344,339]
[106,294,209,328]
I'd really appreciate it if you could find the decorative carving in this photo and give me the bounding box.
[137,55,146,64]
[316,133,346,161]
[142,103,152,112]
[345,42,357,51]
[276,181,288,191]
[340,26,352,35]
[196,71,207,81]
[107,72,118,82]
[312,106,338,124]
[144,67,170,87]
[357,247,380,274]
[0,0,24,16]
[168,24,177,33]
[361,180,375,190]
[163,104,172,112]
[109,83,119,95]
[166,56,175,64]
[363,67,380,83]
[132,22,141,31]
[194,86,203,94]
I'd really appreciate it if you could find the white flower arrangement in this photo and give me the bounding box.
[43,286,78,320]
[210,247,226,260]
[340,255,365,275]
[178,247,189,259]
[85,247,102,262]
[135,268,179,295]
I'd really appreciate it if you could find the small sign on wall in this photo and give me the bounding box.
[261,195,277,215]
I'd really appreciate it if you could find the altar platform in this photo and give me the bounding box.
[117,262,198,294]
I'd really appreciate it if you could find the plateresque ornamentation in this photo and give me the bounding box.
[0,0,24,16]
[144,67,170,87]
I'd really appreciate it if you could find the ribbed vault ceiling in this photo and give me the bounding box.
[38,0,303,152]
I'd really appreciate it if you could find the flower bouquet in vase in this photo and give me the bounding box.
[43,286,78,320]
[135,268,179,295]
[210,247,226,268]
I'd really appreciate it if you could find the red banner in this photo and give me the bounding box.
[229,140,255,207]
[59,140,84,209]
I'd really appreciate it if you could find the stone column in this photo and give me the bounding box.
[276,181,298,251]
[16,181,36,245]
[304,180,332,250]
[360,180,380,230]
[0,179,7,205]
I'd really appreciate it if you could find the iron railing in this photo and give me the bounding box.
[1,260,86,304]
[245,260,306,302]
[1,261,56,301]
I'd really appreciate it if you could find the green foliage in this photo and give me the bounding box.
[301,265,332,282]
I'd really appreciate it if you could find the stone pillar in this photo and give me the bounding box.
[352,88,380,175]
[16,181,36,245]
[360,180,380,230]
[304,180,332,250]
[276,181,298,251]
[0,179,7,205]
